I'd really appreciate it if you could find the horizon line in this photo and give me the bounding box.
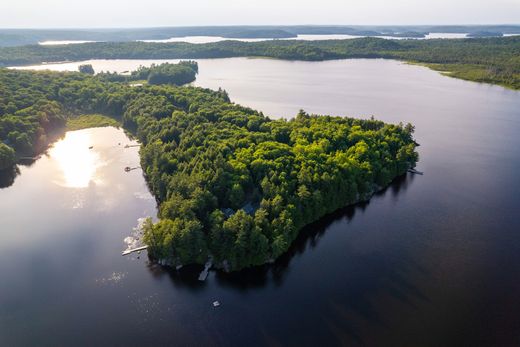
[1,23,520,31]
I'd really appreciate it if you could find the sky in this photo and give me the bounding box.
[1,0,519,28]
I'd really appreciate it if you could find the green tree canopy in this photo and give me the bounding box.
[78,64,95,75]
[0,142,15,170]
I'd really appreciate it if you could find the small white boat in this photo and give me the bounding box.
[213,301,220,307]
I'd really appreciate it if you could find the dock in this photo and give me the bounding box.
[124,144,140,148]
[124,166,140,172]
[18,155,41,161]
[408,168,424,175]
[198,259,213,281]
[122,245,148,256]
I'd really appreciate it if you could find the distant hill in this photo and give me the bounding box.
[1,25,519,47]
[467,31,504,38]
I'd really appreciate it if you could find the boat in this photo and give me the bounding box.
[88,146,93,149]
[213,301,220,307]
[124,166,131,172]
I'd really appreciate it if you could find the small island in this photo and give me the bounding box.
[0,65,417,271]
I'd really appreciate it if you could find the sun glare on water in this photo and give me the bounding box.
[49,131,104,188]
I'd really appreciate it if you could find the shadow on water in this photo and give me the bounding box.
[145,261,209,291]
[213,173,417,289]
[152,173,426,293]
[0,167,19,189]
[0,156,48,189]
[17,157,41,167]
[1,130,63,189]
[143,172,429,346]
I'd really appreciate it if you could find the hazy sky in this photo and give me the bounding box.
[1,0,519,28]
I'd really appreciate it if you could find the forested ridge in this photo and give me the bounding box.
[1,25,519,47]
[1,36,519,89]
[0,67,418,270]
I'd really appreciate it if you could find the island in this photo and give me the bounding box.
[0,65,418,271]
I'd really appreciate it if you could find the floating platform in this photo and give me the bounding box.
[122,245,148,256]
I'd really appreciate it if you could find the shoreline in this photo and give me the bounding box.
[153,167,415,273]
[6,56,519,92]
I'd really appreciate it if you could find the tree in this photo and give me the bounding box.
[228,183,245,209]
[78,64,95,75]
[0,143,16,170]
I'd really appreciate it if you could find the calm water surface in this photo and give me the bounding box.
[138,34,415,43]
[2,58,520,346]
[37,33,472,46]
[39,40,99,45]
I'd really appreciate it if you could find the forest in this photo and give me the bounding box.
[97,61,198,86]
[0,36,519,90]
[131,61,198,85]
[0,67,418,270]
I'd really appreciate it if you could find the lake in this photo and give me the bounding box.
[39,40,98,45]
[37,33,472,46]
[2,58,520,346]
[138,34,418,43]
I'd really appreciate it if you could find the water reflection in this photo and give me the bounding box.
[141,173,429,346]
[49,131,104,188]
[154,173,414,290]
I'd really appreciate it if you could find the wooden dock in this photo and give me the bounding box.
[122,245,148,256]
[124,166,140,172]
[408,168,424,175]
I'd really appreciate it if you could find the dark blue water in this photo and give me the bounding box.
[1,59,520,346]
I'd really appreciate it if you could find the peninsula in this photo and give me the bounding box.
[0,64,417,270]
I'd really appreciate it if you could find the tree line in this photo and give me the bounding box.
[0,37,519,89]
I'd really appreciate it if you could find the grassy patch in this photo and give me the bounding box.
[127,79,147,86]
[419,63,520,90]
[66,114,120,131]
